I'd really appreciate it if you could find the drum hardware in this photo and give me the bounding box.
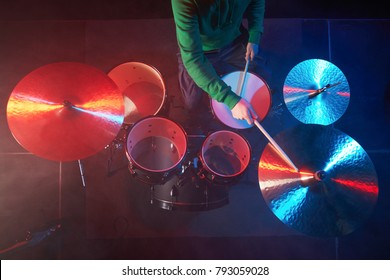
[150,157,229,211]
[307,82,342,98]
[78,159,86,187]
[283,59,350,125]
[258,124,378,237]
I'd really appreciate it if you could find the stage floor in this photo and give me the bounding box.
[0,17,389,259]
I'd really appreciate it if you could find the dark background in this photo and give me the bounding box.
[0,1,389,260]
[0,0,388,20]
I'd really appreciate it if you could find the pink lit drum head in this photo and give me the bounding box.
[211,71,271,129]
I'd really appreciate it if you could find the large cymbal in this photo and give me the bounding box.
[283,59,350,125]
[6,62,124,161]
[258,124,378,237]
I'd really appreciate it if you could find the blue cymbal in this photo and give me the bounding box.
[283,59,350,125]
[258,124,378,237]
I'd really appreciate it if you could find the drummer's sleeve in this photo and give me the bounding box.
[246,0,265,44]
[171,0,240,109]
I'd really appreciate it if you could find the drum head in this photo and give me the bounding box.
[201,130,251,179]
[126,117,187,173]
[108,62,166,125]
[211,71,271,129]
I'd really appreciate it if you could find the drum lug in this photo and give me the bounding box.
[128,163,136,175]
[170,186,179,197]
[180,165,186,175]
[198,171,205,180]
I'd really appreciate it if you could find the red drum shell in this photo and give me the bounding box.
[199,130,251,185]
[108,62,167,125]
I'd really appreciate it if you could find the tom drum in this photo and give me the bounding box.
[125,116,187,184]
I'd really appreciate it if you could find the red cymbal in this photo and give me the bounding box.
[6,62,124,161]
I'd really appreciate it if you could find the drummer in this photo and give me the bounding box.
[171,0,270,128]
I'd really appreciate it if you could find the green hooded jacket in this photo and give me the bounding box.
[172,0,265,109]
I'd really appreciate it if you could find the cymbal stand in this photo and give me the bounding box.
[78,159,86,187]
[104,124,129,176]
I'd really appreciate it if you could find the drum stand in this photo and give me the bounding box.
[105,125,129,177]
[78,159,86,187]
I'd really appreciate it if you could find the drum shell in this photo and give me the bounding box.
[199,130,251,185]
[151,167,229,211]
[125,116,188,185]
[108,61,168,125]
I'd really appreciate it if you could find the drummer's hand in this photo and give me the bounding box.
[246,43,259,61]
[231,98,258,125]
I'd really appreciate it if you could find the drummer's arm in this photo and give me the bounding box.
[171,0,240,109]
[246,0,265,44]
[245,0,265,61]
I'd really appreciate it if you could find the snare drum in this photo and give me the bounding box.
[125,116,187,184]
[211,71,272,129]
[199,130,251,185]
[108,62,167,125]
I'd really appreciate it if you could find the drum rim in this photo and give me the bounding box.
[107,61,167,125]
[125,116,188,173]
[200,130,251,178]
[210,71,272,129]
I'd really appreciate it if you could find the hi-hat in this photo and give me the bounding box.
[6,62,124,161]
[283,59,350,125]
[258,124,378,237]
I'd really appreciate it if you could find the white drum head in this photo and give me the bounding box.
[211,71,271,129]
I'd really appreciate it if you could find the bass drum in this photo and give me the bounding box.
[125,116,187,185]
[108,61,168,125]
[151,165,229,211]
[199,130,251,185]
[211,71,271,129]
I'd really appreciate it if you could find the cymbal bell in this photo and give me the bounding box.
[258,124,378,237]
[6,62,124,161]
[283,59,350,125]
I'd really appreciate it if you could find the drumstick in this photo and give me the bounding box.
[237,59,250,97]
[236,59,298,171]
[254,120,299,172]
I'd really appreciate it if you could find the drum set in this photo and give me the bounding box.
[5,58,379,237]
